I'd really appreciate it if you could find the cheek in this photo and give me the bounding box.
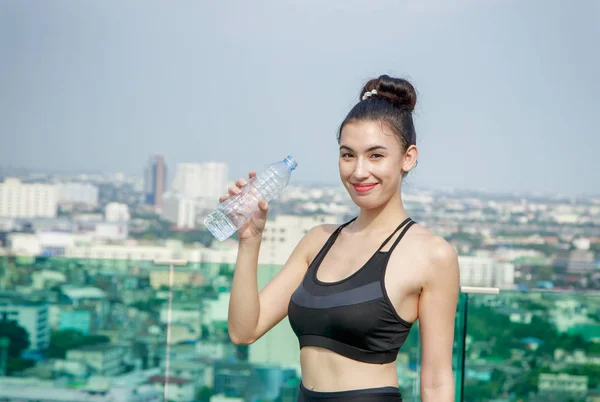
[338,161,352,177]
[374,163,403,183]
[373,162,395,176]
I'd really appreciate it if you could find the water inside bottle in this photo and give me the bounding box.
[204,209,237,241]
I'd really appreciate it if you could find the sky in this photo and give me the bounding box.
[0,0,598,195]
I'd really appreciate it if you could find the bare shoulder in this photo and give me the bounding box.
[303,223,339,242]
[300,223,341,262]
[408,224,459,284]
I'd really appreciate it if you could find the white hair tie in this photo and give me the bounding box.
[361,89,378,100]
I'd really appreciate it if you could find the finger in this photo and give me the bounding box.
[228,186,241,196]
[219,195,229,203]
[248,171,257,179]
[257,200,269,217]
[236,178,247,188]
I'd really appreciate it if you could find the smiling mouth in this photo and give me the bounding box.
[352,183,378,193]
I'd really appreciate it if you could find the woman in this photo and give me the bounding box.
[224,75,459,401]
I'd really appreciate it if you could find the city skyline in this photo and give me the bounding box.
[1,1,599,196]
[1,158,599,199]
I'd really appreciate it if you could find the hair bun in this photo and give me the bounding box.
[361,75,417,112]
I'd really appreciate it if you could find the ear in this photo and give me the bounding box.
[402,145,419,174]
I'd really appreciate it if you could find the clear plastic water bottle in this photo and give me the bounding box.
[204,156,298,241]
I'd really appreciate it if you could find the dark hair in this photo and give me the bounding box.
[338,75,417,154]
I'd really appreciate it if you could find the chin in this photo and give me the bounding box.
[348,194,385,210]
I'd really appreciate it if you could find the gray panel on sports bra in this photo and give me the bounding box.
[291,281,382,309]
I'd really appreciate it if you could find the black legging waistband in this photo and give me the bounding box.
[298,382,402,402]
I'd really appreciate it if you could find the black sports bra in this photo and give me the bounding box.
[288,217,416,364]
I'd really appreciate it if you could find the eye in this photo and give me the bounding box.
[340,153,353,158]
[371,154,384,159]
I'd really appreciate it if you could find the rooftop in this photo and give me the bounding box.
[147,375,191,386]
[61,286,107,299]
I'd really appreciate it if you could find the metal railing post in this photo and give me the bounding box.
[152,259,189,401]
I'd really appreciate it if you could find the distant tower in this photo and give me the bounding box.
[144,155,167,209]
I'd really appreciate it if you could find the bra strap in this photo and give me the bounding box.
[323,216,357,248]
[386,220,416,253]
[376,217,412,252]
[340,216,357,230]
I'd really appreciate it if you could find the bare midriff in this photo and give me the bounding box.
[299,346,399,392]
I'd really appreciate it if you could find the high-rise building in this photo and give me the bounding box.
[458,255,515,289]
[144,155,167,209]
[172,162,228,200]
[55,182,99,207]
[0,178,57,218]
[104,202,130,222]
[162,193,196,229]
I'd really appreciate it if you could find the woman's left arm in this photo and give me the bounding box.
[418,236,460,401]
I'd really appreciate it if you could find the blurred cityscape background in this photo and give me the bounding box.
[0,156,598,402]
[1,1,598,401]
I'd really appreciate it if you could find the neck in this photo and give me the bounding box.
[350,191,409,234]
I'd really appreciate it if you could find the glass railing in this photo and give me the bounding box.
[461,290,600,402]
[1,256,598,401]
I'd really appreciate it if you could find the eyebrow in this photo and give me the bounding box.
[339,145,387,152]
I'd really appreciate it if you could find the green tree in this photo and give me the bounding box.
[131,298,164,312]
[565,364,600,389]
[0,321,30,357]
[0,322,36,376]
[47,329,110,358]
[48,329,85,358]
[6,357,34,374]
[196,386,212,401]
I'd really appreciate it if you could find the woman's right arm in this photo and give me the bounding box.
[228,227,317,344]
[223,172,326,345]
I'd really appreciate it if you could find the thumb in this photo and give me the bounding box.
[257,200,269,219]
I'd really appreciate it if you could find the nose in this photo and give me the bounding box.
[352,159,370,181]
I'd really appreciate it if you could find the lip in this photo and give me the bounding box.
[352,183,378,193]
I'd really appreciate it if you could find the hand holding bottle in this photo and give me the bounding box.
[204,156,297,241]
[218,171,269,242]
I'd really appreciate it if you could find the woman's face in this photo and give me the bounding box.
[338,120,413,209]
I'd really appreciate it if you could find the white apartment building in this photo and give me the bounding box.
[63,241,238,266]
[159,305,202,333]
[172,162,228,200]
[6,233,43,256]
[149,270,204,290]
[105,202,130,222]
[55,182,99,207]
[195,340,235,360]
[66,344,127,376]
[7,231,92,257]
[65,244,174,261]
[494,261,515,289]
[93,222,129,241]
[185,244,239,266]
[258,214,341,265]
[458,255,515,289]
[0,178,57,218]
[0,299,50,351]
[538,373,587,394]
[162,193,196,229]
